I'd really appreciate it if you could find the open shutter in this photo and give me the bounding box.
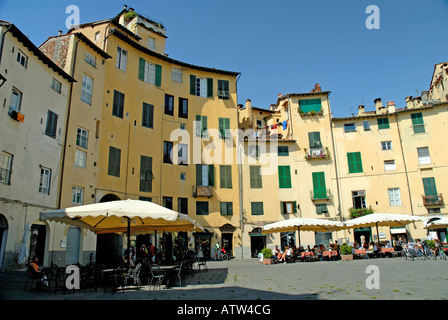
[423,177,437,196]
[196,164,202,186]
[138,58,145,81]
[155,64,162,86]
[312,172,326,199]
[190,75,196,95]
[207,78,213,97]
[208,165,215,187]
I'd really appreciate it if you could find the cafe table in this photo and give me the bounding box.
[354,249,367,259]
[300,251,315,262]
[322,250,338,260]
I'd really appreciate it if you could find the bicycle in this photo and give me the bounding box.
[220,248,230,261]
[435,247,447,260]
[402,245,415,260]
[422,245,436,260]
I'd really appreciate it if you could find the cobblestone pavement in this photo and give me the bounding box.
[1,257,447,301]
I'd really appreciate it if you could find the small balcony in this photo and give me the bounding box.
[305,147,330,160]
[423,194,443,206]
[193,185,213,198]
[311,189,332,201]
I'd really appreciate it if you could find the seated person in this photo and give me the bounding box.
[29,256,48,287]
[272,245,280,259]
[277,246,289,263]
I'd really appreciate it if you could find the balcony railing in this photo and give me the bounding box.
[310,189,332,201]
[423,194,443,206]
[193,185,213,198]
[305,147,330,160]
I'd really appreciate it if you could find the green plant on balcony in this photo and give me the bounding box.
[124,11,137,22]
[349,207,374,219]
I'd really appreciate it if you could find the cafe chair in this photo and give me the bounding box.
[122,263,142,291]
[149,264,166,290]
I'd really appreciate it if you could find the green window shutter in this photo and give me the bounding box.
[279,166,291,188]
[201,116,207,137]
[108,146,121,177]
[139,156,152,192]
[293,201,297,213]
[196,164,202,186]
[250,166,262,188]
[195,115,202,136]
[377,118,390,129]
[220,165,232,188]
[312,172,326,199]
[251,202,263,215]
[411,113,425,134]
[278,146,289,156]
[308,132,321,148]
[190,75,196,95]
[155,64,162,86]
[207,78,213,97]
[423,177,437,196]
[138,58,145,81]
[219,118,230,139]
[299,99,322,113]
[347,152,363,173]
[208,164,215,187]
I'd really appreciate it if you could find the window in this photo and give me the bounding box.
[347,152,363,173]
[108,146,121,177]
[381,141,392,150]
[45,110,58,138]
[72,186,83,204]
[116,46,127,71]
[312,172,327,199]
[180,172,186,181]
[377,117,390,129]
[74,150,86,168]
[248,144,260,158]
[422,177,437,196]
[178,144,188,165]
[384,160,396,171]
[190,75,212,97]
[316,204,328,214]
[308,132,322,148]
[178,198,188,215]
[249,166,262,189]
[278,166,292,188]
[9,87,22,112]
[51,78,61,93]
[148,37,155,50]
[195,115,208,137]
[278,146,289,156]
[76,128,88,149]
[417,147,431,165]
[138,58,161,86]
[196,201,209,215]
[81,74,93,105]
[363,121,371,131]
[218,80,230,100]
[220,202,233,216]
[112,90,125,118]
[178,98,188,118]
[281,201,297,214]
[163,197,173,209]
[196,164,214,186]
[344,123,357,133]
[17,50,28,68]
[84,52,96,67]
[251,202,264,215]
[388,188,402,206]
[163,141,173,164]
[352,190,366,209]
[218,118,230,139]
[164,94,174,116]
[172,66,183,83]
[411,112,425,134]
[94,31,100,41]
[219,165,232,189]
[298,99,322,113]
[0,152,13,185]
[39,167,51,194]
[142,103,154,128]
[140,156,153,192]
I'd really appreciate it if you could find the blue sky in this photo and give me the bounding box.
[1,0,447,117]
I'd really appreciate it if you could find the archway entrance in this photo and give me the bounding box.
[0,214,8,270]
[220,224,235,256]
[249,227,265,258]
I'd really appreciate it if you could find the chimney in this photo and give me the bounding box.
[311,83,322,93]
[58,30,63,36]
[123,4,128,10]
[245,99,253,127]
[374,98,386,114]
[357,105,365,116]
[387,101,396,114]
[421,90,429,102]
[405,96,413,109]
[412,96,422,108]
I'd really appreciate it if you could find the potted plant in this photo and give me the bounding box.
[261,248,274,265]
[340,244,353,261]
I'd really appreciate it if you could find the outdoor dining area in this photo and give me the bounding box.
[24,199,208,294]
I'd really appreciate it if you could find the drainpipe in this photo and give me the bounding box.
[0,23,12,67]
[236,74,244,259]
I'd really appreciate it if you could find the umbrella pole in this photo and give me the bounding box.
[127,218,131,268]
[376,222,379,243]
[297,226,301,248]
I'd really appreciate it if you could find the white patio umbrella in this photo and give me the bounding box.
[424,217,448,229]
[342,213,425,241]
[40,199,204,263]
[262,217,344,247]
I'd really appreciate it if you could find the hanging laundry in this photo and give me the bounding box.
[272,124,277,129]
[282,121,287,130]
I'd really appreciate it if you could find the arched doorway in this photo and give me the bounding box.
[249,227,265,258]
[0,214,8,270]
[96,194,122,266]
[220,224,235,256]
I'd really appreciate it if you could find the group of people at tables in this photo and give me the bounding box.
[271,241,342,264]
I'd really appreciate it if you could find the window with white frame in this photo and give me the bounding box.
[0,152,13,185]
[71,186,83,204]
[84,52,96,67]
[381,141,392,150]
[171,66,183,83]
[94,31,100,41]
[143,61,156,84]
[39,167,51,194]
[384,160,396,171]
[74,149,87,168]
[81,74,93,105]
[388,188,402,206]
[17,50,28,68]
[178,143,188,165]
[51,78,61,93]
[148,37,155,50]
[417,147,431,165]
[76,128,88,149]
[9,87,22,112]
[116,46,127,71]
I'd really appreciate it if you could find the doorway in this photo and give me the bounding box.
[354,227,372,246]
[221,233,233,256]
[29,224,46,265]
[0,215,8,270]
